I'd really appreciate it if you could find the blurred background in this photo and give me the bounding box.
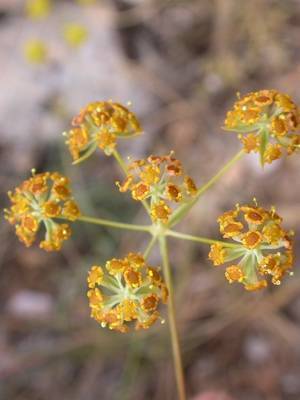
[1,0,300,399]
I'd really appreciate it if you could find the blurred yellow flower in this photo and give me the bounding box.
[26,0,52,19]
[63,23,88,48]
[24,39,48,64]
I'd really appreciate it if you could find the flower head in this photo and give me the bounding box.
[4,171,80,251]
[64,101,142,163]
[224,90,300,165]
[87,253,168,332]
[117,153,197,224]
[209,201,294,290]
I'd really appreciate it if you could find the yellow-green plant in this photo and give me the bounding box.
[4,91,299,400]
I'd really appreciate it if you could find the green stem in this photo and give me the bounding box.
[167,230,240,248]
[159,235,186,400]
[143,235,157,259]
[113,150,151,214]
[77,215,151,233]
[169,149,245,227]
[113,149,129,175]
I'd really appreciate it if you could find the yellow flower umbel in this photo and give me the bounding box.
[208,202,294,291]
[64,101,142,163]
[4,171,80,251]
[63,23,88,48]
[224,90,300,165]
[26,0,52,19]
[87,253,168,332]
[117,154,197,224]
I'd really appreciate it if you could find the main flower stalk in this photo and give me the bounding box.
[159,234,186,400]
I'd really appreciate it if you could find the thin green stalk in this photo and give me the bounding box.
[143,235,157,259]
[167,230,240,248]
[77,215,151,233]
[159,235,186,400]
[113,149,151,214]
[169,149,245,227]
[113,149,129,175]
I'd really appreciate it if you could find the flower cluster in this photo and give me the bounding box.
[224,90,300,164]
[87,253,168,332]
[5,171,80,251]
[117,154,197,224]
[209,202,294,291]
[64,101,142,163]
